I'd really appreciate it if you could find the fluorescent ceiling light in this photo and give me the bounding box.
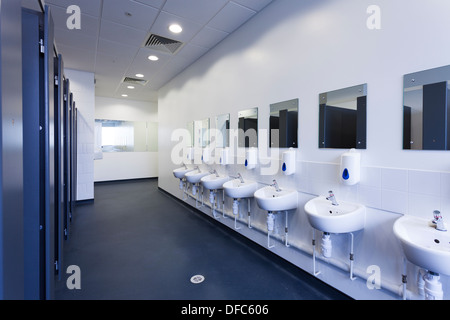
[169,24,182,33]
[148,55,159,61]
[127,85,135,89]
[135,73,144,78]
[121,94,128,97]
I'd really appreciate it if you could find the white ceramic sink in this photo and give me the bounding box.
[223,179,258,199]
[185,170,209,184]
[393,215,450,275]
[254,186,298,211]
[304,196,366,233]
[201,174,230,190]
[173,167,194,179]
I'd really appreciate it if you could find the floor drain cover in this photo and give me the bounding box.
[190,275,205,284]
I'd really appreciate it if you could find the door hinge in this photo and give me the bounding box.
[64,94,67,101]
[55,75,59,86]
[39,38,45,53]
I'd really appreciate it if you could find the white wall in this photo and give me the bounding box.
[65,69,95,201]
[158,0,450,300]
[95,96,158,181]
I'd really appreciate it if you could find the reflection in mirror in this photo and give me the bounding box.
[319,84,367,149]
[238,108,258,148]
[403,65,450,150]
[270,98,298,148]
[95,119,158,152]
[194,118,210,148]
[187,121,194,147]
[215,113,230,148]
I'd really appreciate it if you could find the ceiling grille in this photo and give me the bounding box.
[143,33,184,54]
[123,77,148,85]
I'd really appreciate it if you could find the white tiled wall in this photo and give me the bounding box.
[65,69,95,201]
[157,0,450,300]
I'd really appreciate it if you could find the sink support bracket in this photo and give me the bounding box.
[349,232,356,281]
[312,229,321,276]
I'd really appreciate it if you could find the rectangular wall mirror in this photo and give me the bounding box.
[215,113,230,148]
[403,65,450,150]
[270,98,298,148]
[319,84,367,149]
[95,119,158,153]
[187,121,194,147]
[194,118,210,148]
[238,108,258,148]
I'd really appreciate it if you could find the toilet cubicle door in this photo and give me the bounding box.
[54,54,64,281]
[43,5,56,300]
[63,79,71,240]
[69,93,74,219]
[22,5,56,300]
[72,105,77,209]
[22,8,42,300]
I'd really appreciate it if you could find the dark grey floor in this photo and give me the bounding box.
[55,179,350,300]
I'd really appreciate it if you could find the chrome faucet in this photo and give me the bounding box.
[326,190,339,206]
[230,173,245,183]
[210,169,219,177]
[271,179,281,192]
[432,210,447,232]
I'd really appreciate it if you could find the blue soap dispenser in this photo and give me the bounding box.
[340,148,360,185]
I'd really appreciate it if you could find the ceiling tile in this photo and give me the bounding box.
[95,53,134,76]
[208,1,256,33]
[176,43,209,62]
[125,47,172,76]
[47,4,100,35]
[99,19,148,47]
[190,26,229,49]
[54,26,98,52]
[45,0,102,17]
[132,0,166,9]
[97,38,139,59]
[26,0,272,102]
[231,0,273,12]
[102,0,159,31]
[149,11,203,43]
[57,43,96,72]
[162,0,228,25]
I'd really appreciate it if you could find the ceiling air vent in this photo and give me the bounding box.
[143,33,184,54]
[123,77,148,86]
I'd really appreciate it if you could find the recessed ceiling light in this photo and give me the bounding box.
[169,24,182,34]
[148,55,159,61]
[121,94,128,97]
[127,85,135,89]
[135,73,144,78]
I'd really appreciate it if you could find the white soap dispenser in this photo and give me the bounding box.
[282,149,296,176]
[340,148,360,185]
[245,148,257,170]
[202,147,210,164]
[220,147,230,166]
[185,147,194,162]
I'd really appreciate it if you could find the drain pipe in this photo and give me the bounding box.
[422,270,444,300]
